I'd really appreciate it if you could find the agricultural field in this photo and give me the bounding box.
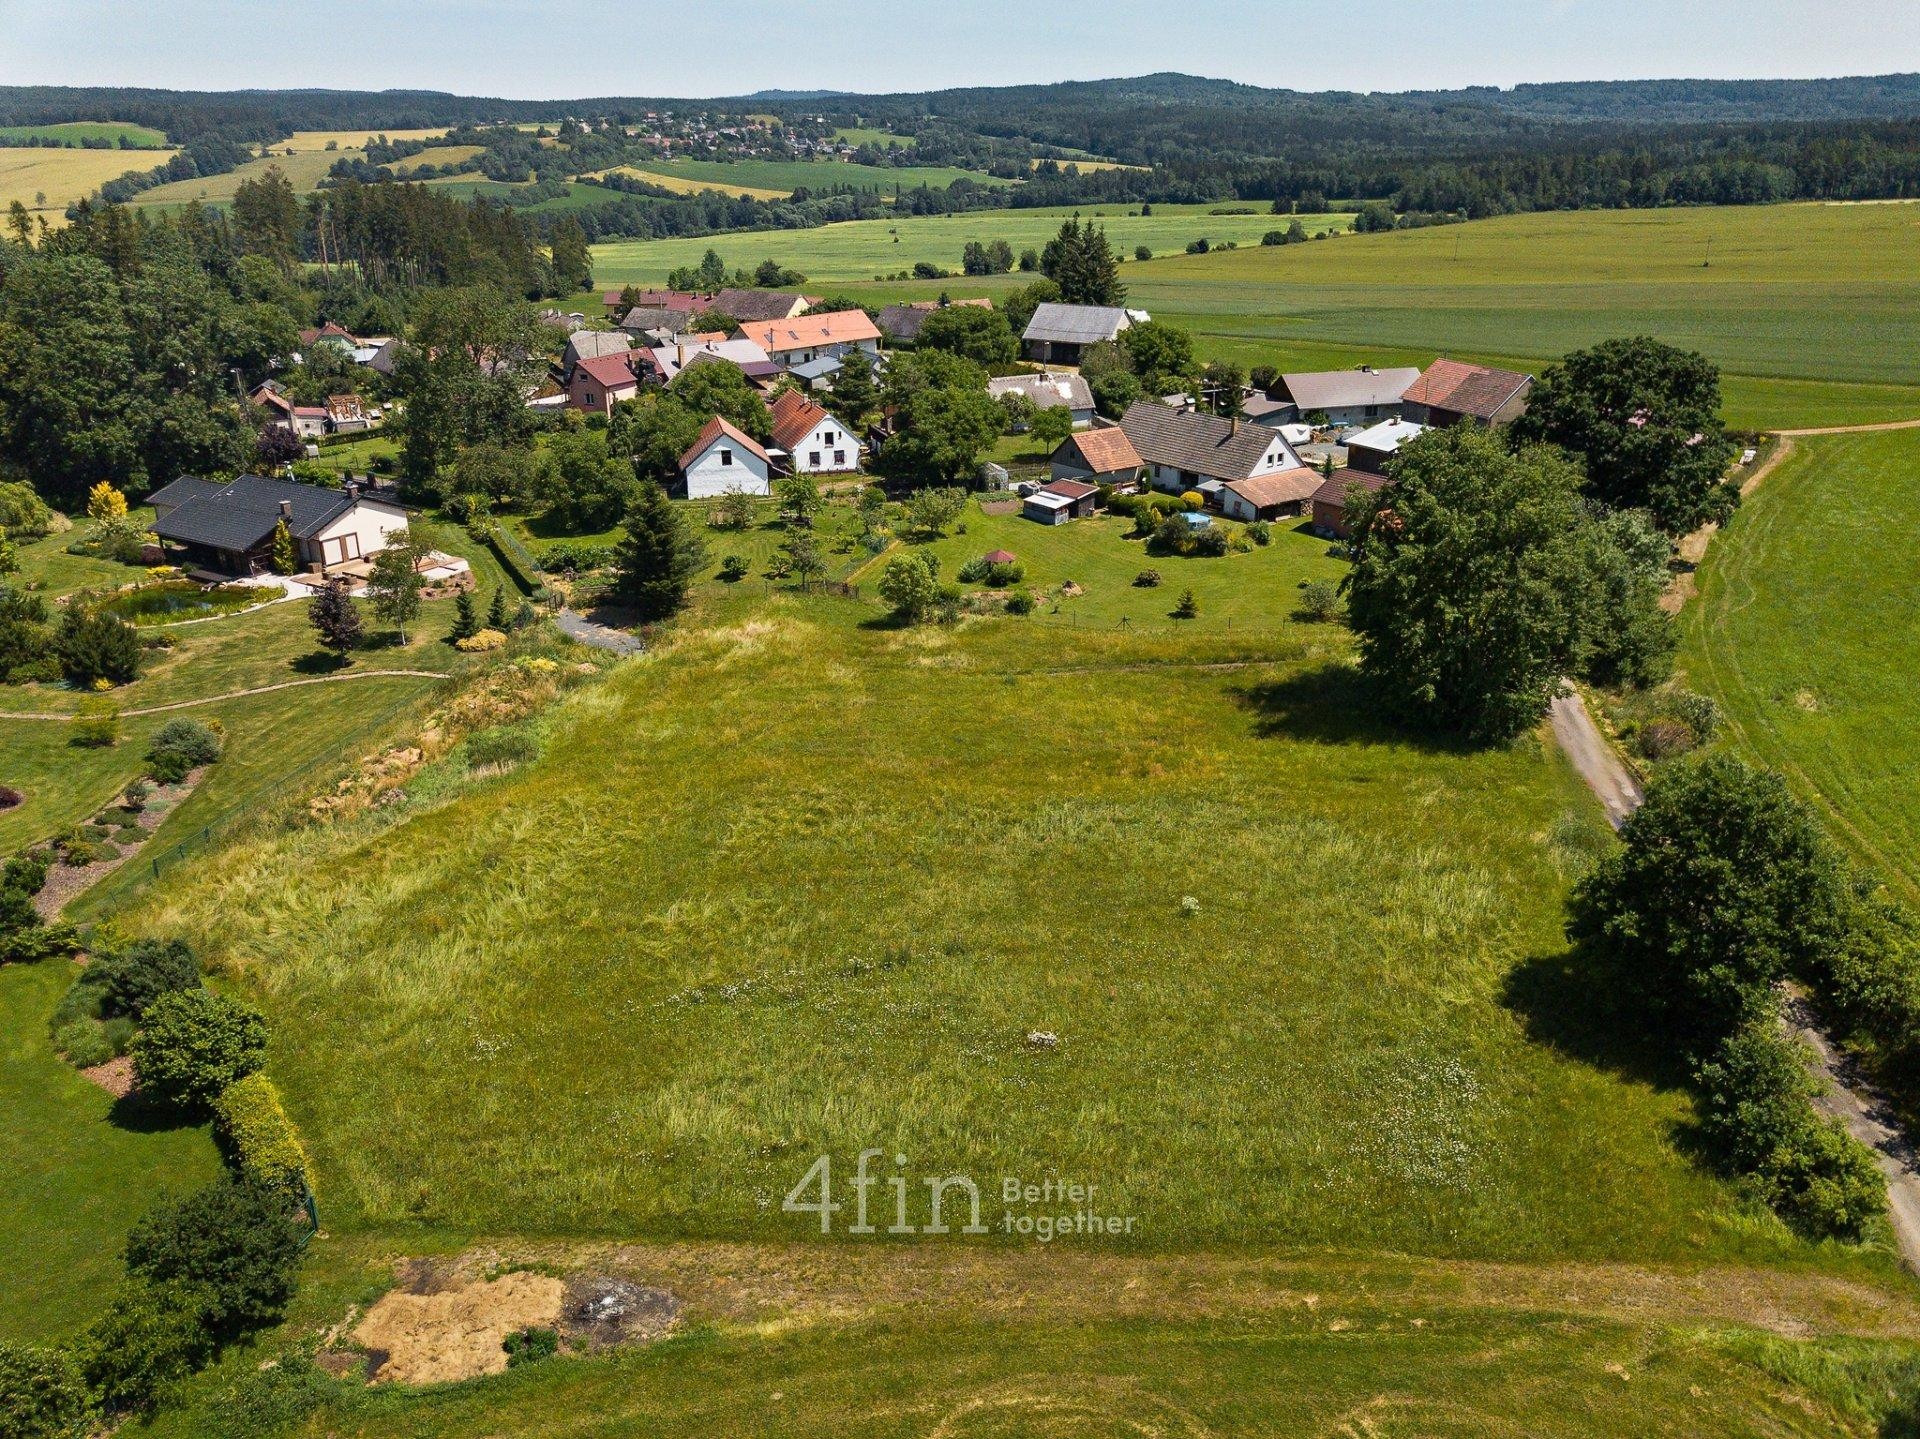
[613,154,1014,197]
[1681,426,1920,899]
[393,144,486,175]
[277,129,450,152]
[0,144,177,220]
[127,146,357,207]
[126,585,1866,1272]
[590,202,1353,286]
[0,120,168,147]
[589,164,792,201]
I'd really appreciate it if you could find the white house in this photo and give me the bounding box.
[679,416,772,498]
[1117,401,1317,499]
[1273,367,1422,429]
[770,390,861,474]
[147,474,407,576]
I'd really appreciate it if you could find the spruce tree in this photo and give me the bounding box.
[486,587,509,631]
[307,577,362,657]
[449,589,478,642]
[613,482,707,622]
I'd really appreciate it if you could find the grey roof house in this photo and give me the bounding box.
[1117,401,1320,509]
[1274,367,1422,427]
[987,372,1095,427]
[149,475,407,577]
[561,330,633,378]
[713,288,817,323]
[1021,303,1143,364]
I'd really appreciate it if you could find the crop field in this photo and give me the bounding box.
[0,144,178,218]
[0,120,168,147]
[615,154,1014,196]
[589,164,792,201]
[127,588,1869,1273]
[590,203,1353,286]
[393,144,486,174]
[277,128,449,151]
[1681,427,1920,899]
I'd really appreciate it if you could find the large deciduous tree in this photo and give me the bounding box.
[1511,336,1740,535]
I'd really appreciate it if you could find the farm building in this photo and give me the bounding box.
[1402,359,1533,428]
[1271,367,1422,428]
[680,416,772,498]
[1023,478,1099,525]
[149,474,406,577]
[569,352,641,416]
[1219,468,1326,521]
[737,310,883,368]
[1344,417,1427,474]
[1117,401,1316,497]
[877,298,993,344]
[988,372,1095,427]
[1310,469,1392,539]
[1021,303,1143,365]
[713,288,817,323]
[1049,426,1144,488]
[642,339,781,387]
[771,389,862,474]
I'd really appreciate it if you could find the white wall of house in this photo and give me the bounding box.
[786,417,862,474]
[683,440,771,498]
[306,500,408,569]
[1144,436,1300,494]
[775,337,880,367]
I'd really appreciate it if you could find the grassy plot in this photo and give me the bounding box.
[0,958,220,1342]
[127,598,1836,1268]
[592,203,1350,286]
[277,129,449,152]
[0,121,169,147]
[613,155,1014,197]
[1681,427,1920,898]
[128,148,359,207]
[393,145,486,175]
[0,145,178,218]
[588,164,792,201]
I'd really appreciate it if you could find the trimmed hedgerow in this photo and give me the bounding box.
[212,1073,312,1200]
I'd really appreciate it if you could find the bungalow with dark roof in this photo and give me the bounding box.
[1117,401,1317,505]
[1402,359,1533,429]
[1020,303,1139,365]
[148,474,406,577]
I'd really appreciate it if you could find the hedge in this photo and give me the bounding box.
[212,1073,311,1199]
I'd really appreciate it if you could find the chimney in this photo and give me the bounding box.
[345,479,360,500]
[278,499,293,518]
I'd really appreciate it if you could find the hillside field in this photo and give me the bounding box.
[1681,426,1920,899]
[0,121,168,147]
[594,202,1920,429]
[127,147,359,207]
[616,154,1013,196]
[0,145,177,220]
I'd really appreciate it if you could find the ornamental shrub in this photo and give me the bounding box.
[76,1280,213,1416]
[131,989,267,1110]
[123,1177,303,1338]
[94,937,200,1018]
[0,1342,94,1439]
[212,1073,312,1199]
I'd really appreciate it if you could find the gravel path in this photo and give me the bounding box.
[555,609,645,656]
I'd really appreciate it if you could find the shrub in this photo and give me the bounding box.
[131,989,267,1110]
[984,560,1024,587]
[455,627,507,652]
[76,1280,212,1416]
[1299,579,1341,621]
[1246,520,1272,546]
[1005,590,1035,615]
[123,779,150,810]
[124,1177,303,1338]
[1172,588,1199,619]
[1663,688,1723,744]
[1178,490,1205,511]
[213,1073,312,1199]
[56,607,141,686]
[60,839,104,866]
[192,1352,337,1439]
[718,555,749,582]
[94,937,200,1018]
[148,718,222,767]
[1693,1025,1813,1175]
[1760,1115,1885,1241]
[1190,526,1229,557]
[52,1019,117,1069]
[1633,717,1697,762]
[1133,569,1162,588]
[0,1342,94,1439]
[503,1327,560,1367]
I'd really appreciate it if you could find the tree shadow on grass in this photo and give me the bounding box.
[290,650,353,676]
[1499,942,1695,1097]
[1223,663,1482,756]
[106,1088,197,1135]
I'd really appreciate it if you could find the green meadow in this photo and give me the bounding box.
[128,591,1867,1270]
[1682,427,1920,898]
[618,154,1012,196]
[0,121,169,147]
[596,202,1920,428]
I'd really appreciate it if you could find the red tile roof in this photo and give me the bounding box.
[1040,478,1098,501]
[769,389,837,452]
[679,415,770,472]
[575,352,639,390]
[1061,426,1142,475]
[1222,468,1324,509]
[1403,359,1532,420]
[1310,468,1391,508]
[737,310,882,355]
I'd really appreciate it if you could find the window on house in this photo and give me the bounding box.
[824,431,837,445]
[834,450,846,466]
[720,449,733,467]
[809,452,821,467]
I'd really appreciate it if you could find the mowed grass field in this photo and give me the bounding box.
[0,121,168,147]
[1682,427,1920,899]
[0,145,178,220]
[127,594,1859,1270]
[128,147,356,207]
[592,203,1351,286]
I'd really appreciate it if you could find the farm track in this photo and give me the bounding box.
[0,669,444,721]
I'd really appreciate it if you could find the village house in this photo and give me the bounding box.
[876,297,994,345]
[1020,303,1141,365]
[569,352,641,416]
[1401,358,1534,428]
[714,288,817,323]
[1270,367,1422,429]
[1117,401,1320,512]
[1343,417,1427,474]
[679,416,772,498]
[770,389,862,474]
[148,474,406,577]
[1023,478,1099,525]
[737,310,884,369]
[1048,426,1144,489]
[1310,469,1391,540]
[641,337,779,387]
[561,329,633,380]
[987,372,1095,428]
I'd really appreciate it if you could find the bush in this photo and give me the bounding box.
[1633,717,1697,762]
[94,937,200,1018]
[68,697,118,748]
[718,555,749,582]
[77,1280,213,1416]
[131,989,267,1110]
[52,1019,117,1069]
[1245,520,1272,546]
[1693,1026,1813,1174]
[455,627,507,652]
[1133,569,1162,588]
[0,1341,94,1439]
[1005,590,1035,615]
[1298,579,1341,621]
[123,779,150,810]
[503,1327,560,1367]
[192,1352,337,1439]
[124,1177,304,1338]
[984,560,1024,587]
[1178,490,1205,511]
[1664,688,1723,744]
[148,718,222,767]
[56,607,141,686]
[213,1073,312,1199]
[1760,1115,1885,1241]
[1190,526,1229,557]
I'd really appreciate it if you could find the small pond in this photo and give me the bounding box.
[94,580,269,626]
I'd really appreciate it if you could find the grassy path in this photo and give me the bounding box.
[0,669,444,721]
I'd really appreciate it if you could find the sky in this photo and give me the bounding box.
[2,0,1918,99]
